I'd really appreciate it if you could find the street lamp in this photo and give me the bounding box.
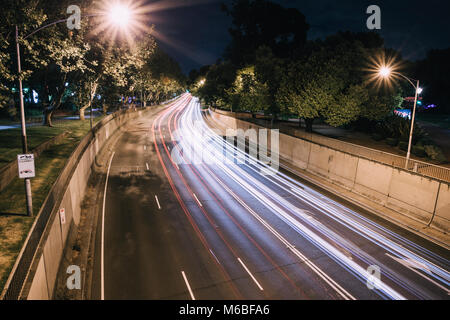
[378,65,423,169]
[107,4,132,27]
[14,4,134,216]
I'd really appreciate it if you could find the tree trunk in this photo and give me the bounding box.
[43,108,53,127]
[43,74,67,127]
[79,107,86,121]
[79,102,91,121]
[305,118,314,133]
[271,114,276,128]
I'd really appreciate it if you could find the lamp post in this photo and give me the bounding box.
[15,25,33,216]
[14,4,133,216]
[378,67,423,169]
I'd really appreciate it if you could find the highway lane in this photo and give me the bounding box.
[91,97,242,300]
[93,93,450,300]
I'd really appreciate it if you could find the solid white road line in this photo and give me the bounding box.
[238,258,264,291]
[146,162,149,170]
[193,193,202,207]
[101,151,115,301]
[155,195,161,210]
[182,271,196,300]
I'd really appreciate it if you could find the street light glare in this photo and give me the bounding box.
[90,0,155,46]
[108,4,132,27]
[379,66,391,78]
[417,87,423,94]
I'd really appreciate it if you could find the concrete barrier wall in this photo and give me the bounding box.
[23,109,147,300]
[208,110,450,234]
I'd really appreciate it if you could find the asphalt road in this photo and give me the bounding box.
[91,94,450,300]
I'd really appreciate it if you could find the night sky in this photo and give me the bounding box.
[151,0,450,73]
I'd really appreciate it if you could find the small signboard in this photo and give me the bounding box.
[59,208,66,225]
[17,154,35,179]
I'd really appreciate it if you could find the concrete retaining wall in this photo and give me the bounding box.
[1,108,148,300]
[208,109,450,234]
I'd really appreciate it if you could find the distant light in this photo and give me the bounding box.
[394,109,411,120]
[65,82,69,87]
[417,87,423,94]
[32,90,39,103]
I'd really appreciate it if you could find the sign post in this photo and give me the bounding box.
[17,154,34,216]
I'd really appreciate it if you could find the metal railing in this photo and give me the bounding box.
[288,127,450,182]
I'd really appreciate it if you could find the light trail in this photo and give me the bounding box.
[151,94,243,299]
[170,96,450,299]
[187,99,450,283]
[167,99,355,299]
[168,101,312,299]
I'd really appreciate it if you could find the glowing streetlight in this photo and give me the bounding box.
[376,64,423,169]
[107,3,132,28]
[379,66,391,78]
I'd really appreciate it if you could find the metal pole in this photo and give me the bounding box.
[405,79,419,169]
[16,25,33,217]
[90,103,93,129]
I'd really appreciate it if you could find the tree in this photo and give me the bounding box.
[42,36,92,126]
[130,47,185,107]
[0,0,47,114]
[1,0,93,126]
[360,87,403,121]
[227,66,270,113]
[275,33,397,132]
[197,62,237,109]
[222,0,309,66]
[254,46,284,125]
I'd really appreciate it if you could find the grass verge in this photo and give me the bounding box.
[0,117,104,291]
